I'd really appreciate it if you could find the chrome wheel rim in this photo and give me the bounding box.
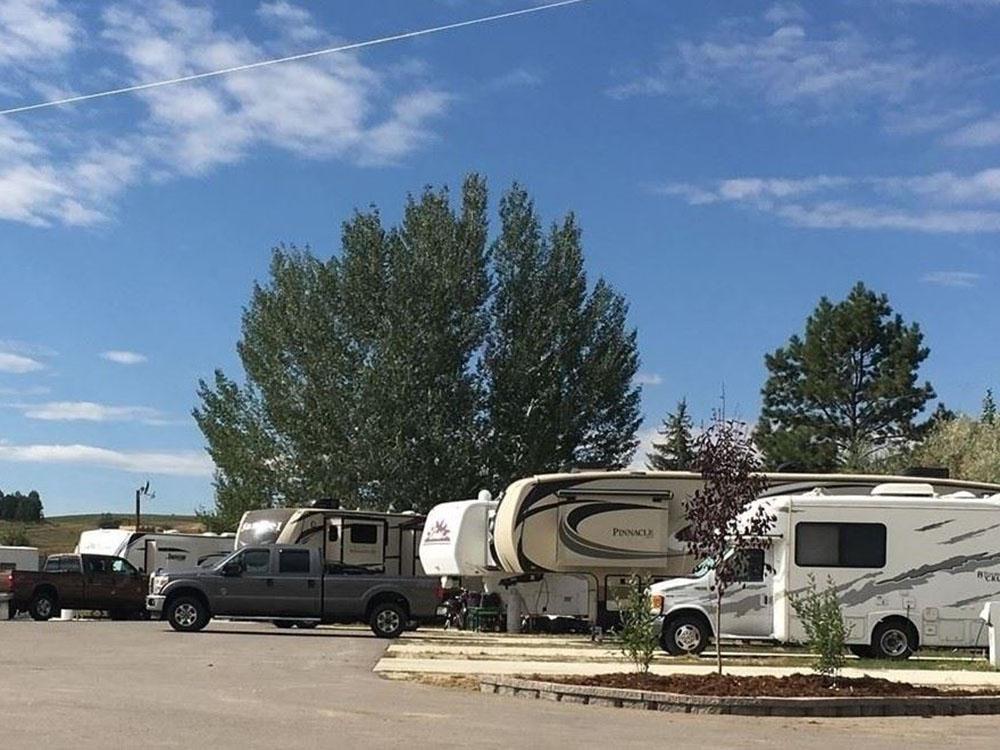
[376,609,400,633]
[879,628,908,657]
[174,603,198,628]
[37,598,52,618]
[674,623,702,652]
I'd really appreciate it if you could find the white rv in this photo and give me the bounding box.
[488,470,1000,626]
[236,506,426,576]
[650,484,1000,659]
[420,496,593,625]
[76,529,235,574]
[0,546,39,572]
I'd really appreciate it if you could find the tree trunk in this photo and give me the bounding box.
[715,587,723,676]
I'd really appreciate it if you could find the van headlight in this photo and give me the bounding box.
[150,576,168,595]
[649,594,664,615]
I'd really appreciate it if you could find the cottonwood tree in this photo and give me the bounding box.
[686,419,772,675]
[757,282,935,471]
[195,175,642,527]
[646,398,695,471]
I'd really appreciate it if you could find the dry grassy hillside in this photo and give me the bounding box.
[0,514,203,558]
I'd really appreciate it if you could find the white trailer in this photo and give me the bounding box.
[650,484,1000,659]
[236,506,426,576]
[420,496,593,629]
[490,470,1000,626]
[0,545,39,572]
[76,529,235,574]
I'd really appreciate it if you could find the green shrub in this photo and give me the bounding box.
[790,575,850,680]
[616,573,659,674]
[0,525,31,547]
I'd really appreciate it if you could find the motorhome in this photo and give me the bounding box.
[487,470,1000,626]
[420,496,593,627]
[76,529,235,574]
[0,546,39,572]
[236,505,426,576]
[650,484,1000,659]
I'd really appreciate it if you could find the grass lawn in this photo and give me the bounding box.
[0,514,204,558]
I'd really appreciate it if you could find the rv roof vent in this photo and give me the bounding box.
[477,489,493,503]
[804,488,828,496]
[942,491,977,499]
[871,482,935,497]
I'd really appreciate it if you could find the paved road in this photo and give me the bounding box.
[2,621,1000,749]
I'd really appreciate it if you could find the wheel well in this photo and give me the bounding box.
[663,608,714,638]
[365,592,409,620]
[873,615,919,649]
[166,587,211,615]
[32,584,57,602]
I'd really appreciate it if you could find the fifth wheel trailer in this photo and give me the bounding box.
[489,470,1000,626]
[76,529,236,574]
[650,484,1000,659]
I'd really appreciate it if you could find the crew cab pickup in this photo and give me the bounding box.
[1,553,147,620]
[146,545,442,638]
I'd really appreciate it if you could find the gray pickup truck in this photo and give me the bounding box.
[146,545,441,638]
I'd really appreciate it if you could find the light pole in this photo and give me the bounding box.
[135,481,155,530]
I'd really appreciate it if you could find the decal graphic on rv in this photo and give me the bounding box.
[422,520,451,545]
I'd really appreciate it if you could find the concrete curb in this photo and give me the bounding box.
[479,676,1000,717]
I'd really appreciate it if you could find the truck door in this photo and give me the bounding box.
[719,548,773,638]
[50,556,85,609]
[82,555,121,610]
[273,548,321,618]
[108,557,146,611]
[212,548,274,616]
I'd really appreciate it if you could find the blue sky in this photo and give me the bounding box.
[1,0,999,516]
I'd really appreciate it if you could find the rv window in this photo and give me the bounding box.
[349,524,378,545]
[328,526,339,543]
[278,549,311,574]
[795,522,886,568]
[732,549,765,582]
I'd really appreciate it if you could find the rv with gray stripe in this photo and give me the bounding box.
[650,483,1000,659]
[489,471,1000,626]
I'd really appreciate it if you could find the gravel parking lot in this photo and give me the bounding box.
[4,620,1000,749]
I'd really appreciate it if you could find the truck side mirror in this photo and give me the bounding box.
[222,561,242,577]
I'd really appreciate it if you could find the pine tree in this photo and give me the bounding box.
[983,389,997,425]
[758,282,935,471]
[647,398,695,471]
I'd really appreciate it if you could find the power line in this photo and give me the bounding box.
[0,0,591,117]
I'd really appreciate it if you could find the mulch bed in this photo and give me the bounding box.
[538,672,1000,697]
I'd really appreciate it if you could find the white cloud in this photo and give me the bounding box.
[764,3,807,24]
[628,427,660,470]
[634,372,664,386]
[0,1,450,227]
[0,351,44,373]
[489,67,543,89]
[0,385,50,396]
[658,168,1000,233]
[946,115,1000,147]
[0,442,212,476]
[101,350,148,365]
[921,271,983,287]
[0,0,79,66]
[11,401,165,423]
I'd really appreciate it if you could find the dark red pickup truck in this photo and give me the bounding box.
[1,553,147,620]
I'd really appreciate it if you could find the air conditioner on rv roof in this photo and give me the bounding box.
[871,482,935,497]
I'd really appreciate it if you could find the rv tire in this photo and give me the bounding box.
[166,595,210,633]
[29,590,57,621]
[661,612,710,656]
[871,619,916,660]
[369,601,407,639]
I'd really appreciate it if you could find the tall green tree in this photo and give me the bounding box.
[647,398,695,471]
[758,282,935,471]
[195,175,642,524]
[983,389,997,425]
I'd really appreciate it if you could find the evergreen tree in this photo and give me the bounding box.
[983,389,997,425]
[758,282,935,471]
[647,398,695,471]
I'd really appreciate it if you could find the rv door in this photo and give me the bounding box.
[325,518,343,564]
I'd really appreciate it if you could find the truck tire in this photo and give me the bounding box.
[166,596,209,633]
[29,590,57,621]
[660,613,709,656]
[369,601,407,639]
[871,620,915,660]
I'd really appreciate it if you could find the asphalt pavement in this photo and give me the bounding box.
[2,620,1000,749]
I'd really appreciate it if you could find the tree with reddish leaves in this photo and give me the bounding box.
[686,419,773,674]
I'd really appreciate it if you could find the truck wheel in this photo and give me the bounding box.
[370,602,407,639]
[29,591,57,621]
[660,613,709,656]
[871,620,915,660]
[167,596,209,633]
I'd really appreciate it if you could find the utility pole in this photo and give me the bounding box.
[135,481,154,530]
